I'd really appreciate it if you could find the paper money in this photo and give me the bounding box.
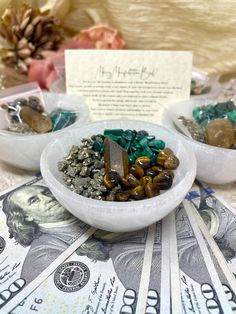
[144,218,171,314]
[184,200,236,312]
[0,175,95,314]
[168,211,182,314]
[11,224,159,314]
[187,181,236,278]
[175,203,233,313]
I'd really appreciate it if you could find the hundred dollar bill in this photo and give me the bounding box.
[144,217,171,314]
[11,224,158,314]
[168,211,182,314]
[187,181,236,277]
[175,202,233,313]
[0,174,95,314]
[184,200,236,312]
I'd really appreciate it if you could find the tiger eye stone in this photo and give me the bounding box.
[135,156,151,169]
[140,175,153,186]
[153,171,173,190]
[151,165,164,175]
[164,155,179,170]
[145,169,156,177]
[130,185,145,200]
[129,164,144,179]
[166,169,175,178]
[103,171,120,189]
[144,182,160,198]
[120,177,132,188]
[115,191,131,201]
[156,148,173,166]
[127,173,141,188]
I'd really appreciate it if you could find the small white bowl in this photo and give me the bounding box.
[40,119,196,232]
[0,93,89,170]
[161,99,236,184]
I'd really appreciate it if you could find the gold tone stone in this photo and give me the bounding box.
[130,185,145,200]
[127,173,141,188]
[156,148,173,166]
[129,164,144,179]
[144,182,159,198]
[115,191,130,201]
[135,156,151,169]
[140,176,153,186]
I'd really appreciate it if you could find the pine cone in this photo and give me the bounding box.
[0,3,64,73]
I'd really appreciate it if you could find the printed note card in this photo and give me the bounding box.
[65,50,192,122]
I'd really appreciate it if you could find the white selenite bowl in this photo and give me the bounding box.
[40,119,196,232]
[160,99,236,184]
[0,93,89,171]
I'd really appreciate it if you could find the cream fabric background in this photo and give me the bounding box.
[1,0,236,77]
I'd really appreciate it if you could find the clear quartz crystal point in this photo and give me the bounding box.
[104,137,129,177]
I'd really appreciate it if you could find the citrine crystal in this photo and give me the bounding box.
[206,118,235,148]
[20,106,52,133]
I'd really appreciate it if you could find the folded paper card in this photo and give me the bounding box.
[65,50,192,122]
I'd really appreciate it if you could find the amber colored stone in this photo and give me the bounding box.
[144,182,160,198]
[106,193,115,201]
[206,118,235,148]
[140,175,153,186]
[104,137,129,177]
[153,171,173,190]
[156,148,173,166]
[129,164,144,179]
[151,165,164,175]
[164,155,179,170]
[166,169,175,178]
[103,171,120,189]
[127,173,141,188]
[20,106,52,133]
[130,185,145,200]
[135,156,151,169]
[145,169,156,177]
[115,191,130,201]
[120,177,132,188]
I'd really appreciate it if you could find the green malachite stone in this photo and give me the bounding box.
[129,155,136,164]
[122,129,134,141]
[141,146,153,158]
[134,150,143,158]
[92,141,103,152]
[227,110,236,124]
[192,101,236,126]
[104,129,124,136]
[49,108,77,131]
[139,137,148,147]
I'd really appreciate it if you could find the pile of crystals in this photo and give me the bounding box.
[58,129,179,202]
[0,97,77,134]
[178,100,236,149]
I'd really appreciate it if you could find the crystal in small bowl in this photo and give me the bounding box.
[0,93,89,171]
[40,119,196,232]
[160,99,236,184]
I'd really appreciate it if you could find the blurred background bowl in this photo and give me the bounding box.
[40,119,196,232]
[161,99,236,184]
[0,92,89,171]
